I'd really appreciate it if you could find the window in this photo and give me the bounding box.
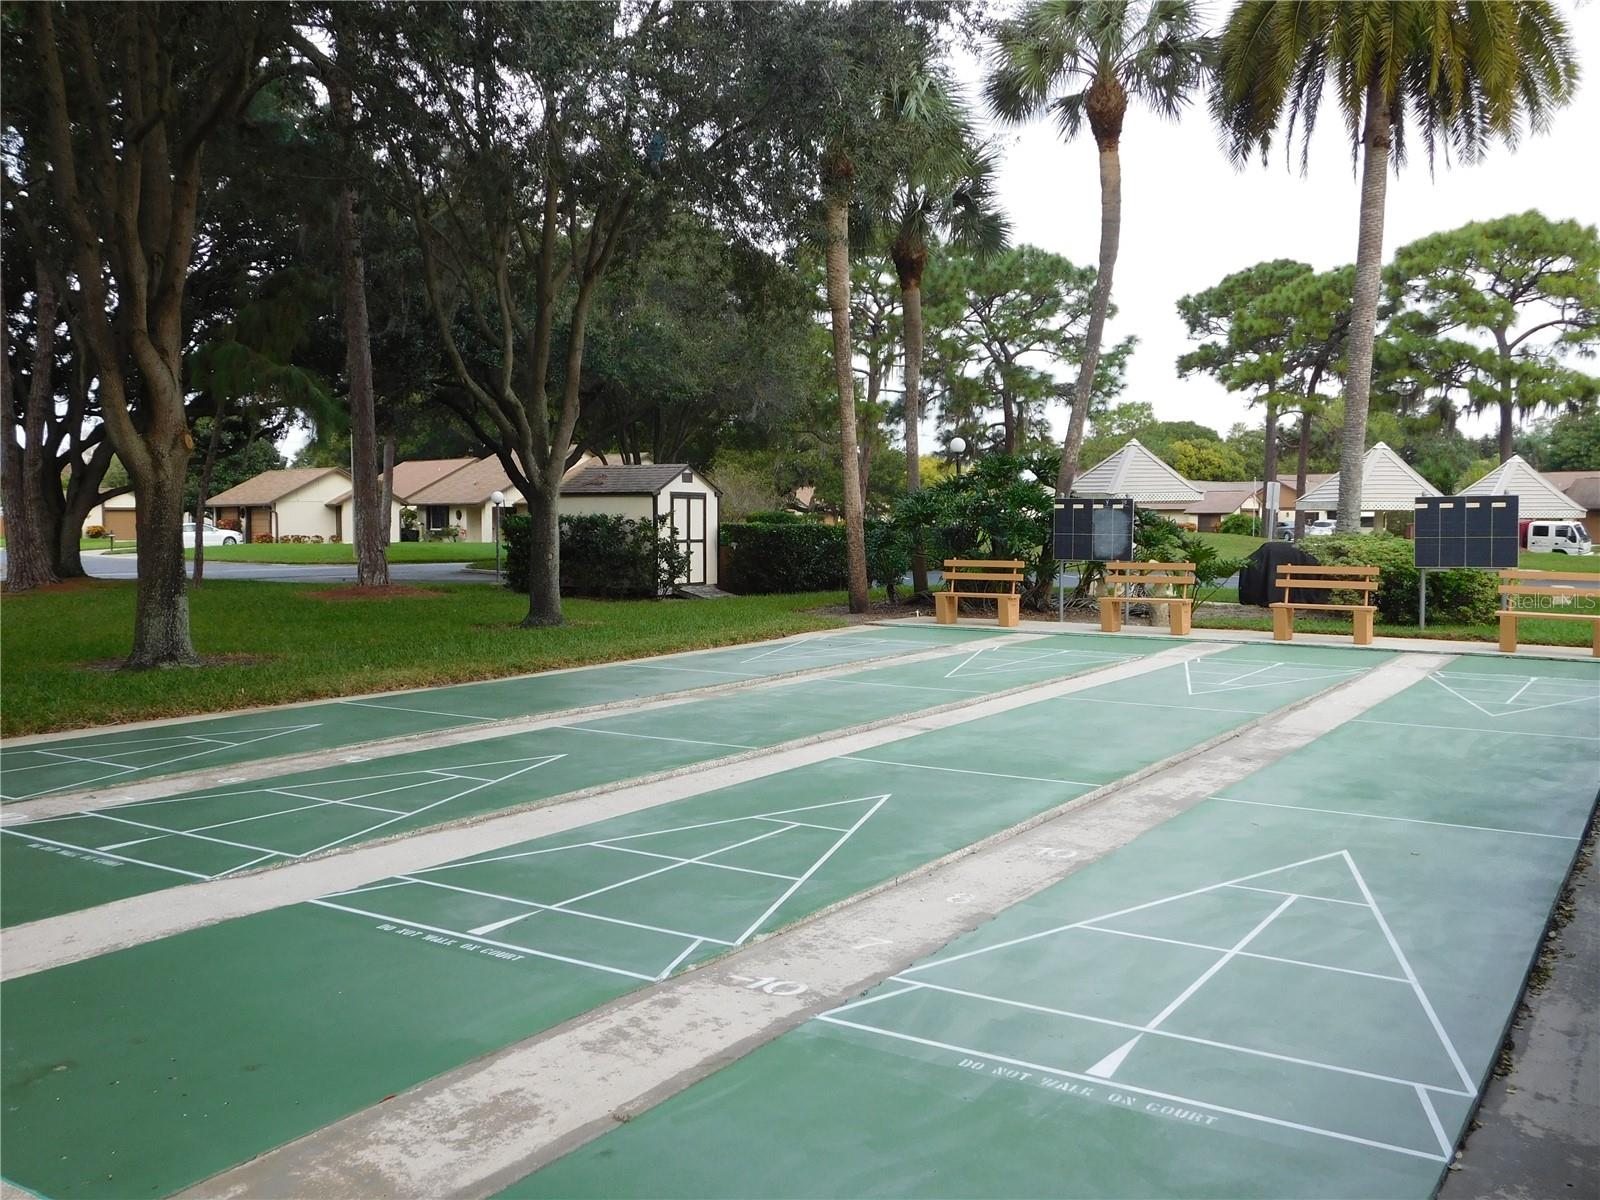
[426,505,449,531]
[1533,524,1549,538]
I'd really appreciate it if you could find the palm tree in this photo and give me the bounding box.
[886,143,1009,598]
[1213,1,1578,532]
[987,0,1211,498]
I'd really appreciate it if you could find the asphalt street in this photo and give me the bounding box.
[0,550,500,585]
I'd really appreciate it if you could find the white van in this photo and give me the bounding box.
[1521,519,1593,555]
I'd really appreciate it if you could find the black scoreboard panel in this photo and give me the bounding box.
[1413,495,1519,568]
[1054,497,1135,562]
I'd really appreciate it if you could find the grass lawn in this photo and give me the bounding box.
[0,581,861,736]
[1190,531,1265,559]
[108,542,502,563]
[0,537,123,551]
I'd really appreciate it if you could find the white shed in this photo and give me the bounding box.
[561,463,721,587]
[1460,455,1586,519]
[1072,438,1203,525]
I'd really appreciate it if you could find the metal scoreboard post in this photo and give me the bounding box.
[1412,494,1520,627]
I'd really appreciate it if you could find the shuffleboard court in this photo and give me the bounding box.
[0,626,995,802]
[0,643,1382,1200]
[503,659,1597,1200]
[0,632,1164,926]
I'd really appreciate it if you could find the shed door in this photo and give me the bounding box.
[669,492,707,586]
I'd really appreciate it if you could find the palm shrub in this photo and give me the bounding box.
[1132,510,1244,605]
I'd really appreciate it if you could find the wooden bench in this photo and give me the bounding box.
[1099,561,1196,635]
[1271,564,1379,645]
[1497,569,1600,657]
[935,559,1024,628]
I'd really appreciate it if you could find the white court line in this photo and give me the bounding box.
[595,842,799,881]
[1226,883,1367,908]
[1073,924,1408,983]
[337,699,499,723]
[1340,851,1476,1095]
[731,796,889,945]
[387,875,735,946]
[1506,677,1537,705]
[1416,1085,1452,1159]
[0,828,211,879]
[943,646,989,679]
[1349,718,1600,741]
[264,789,408,815]
[1429,674,1596,719]
[824,983,925,1018]
[308,900,658,982]
[636,664,763,679]
[561,726,758,751]
[881,976,1470,1096]
[751,816,848,833]
[1145,894,1296,1029]
[656,938,706,981]
[817,1016,1449,1164]
[837,756,1098,789]
[80,811,290,858]
[1215,797,1580,841]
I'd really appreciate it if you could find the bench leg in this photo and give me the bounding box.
[1098,597,1120,633]
[1497,612,1517,654]
[934,592,957,626]
[997,596,1019,629]
[1171,600,1192,637]
[1271,606,1293,642]
[1353,608,1374,646]
[1592,620,1599,659]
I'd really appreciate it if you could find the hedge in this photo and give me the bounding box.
[503,512,688,598]
[1305,533,1497,625]
[720,519,908,595]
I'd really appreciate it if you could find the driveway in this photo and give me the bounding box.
[0,550,501,585]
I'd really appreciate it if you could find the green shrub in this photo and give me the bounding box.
[720,522,846,593]
[1133,510,1244,604]
[1219,512,1259,537]
[503,512,688,598]
[1305,533,1496,624]
[743,510,805,525]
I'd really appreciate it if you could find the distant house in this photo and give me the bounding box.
[1541,470,1600,541]
[83,492,138,540]
[207,468,351,541]
[562,462,722,587]
[1185,476,1332,532]
[1072,438,1204,528]
[325,457,479,542]
[404,456,527,541]
[1295,444,1439,527]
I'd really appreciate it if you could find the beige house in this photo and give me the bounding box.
[1541,470,1600,541]
[207,468,351,541]
[561,462,722,586]
[325,457,478,542]
[404,456,527,542]
[1185,476,1332,532]
[83,492,138,540]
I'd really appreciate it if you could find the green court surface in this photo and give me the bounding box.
[0,626,996,803]
[0,632,1167,927]
[0,644,1377,1199]
[505,659,1598,1200]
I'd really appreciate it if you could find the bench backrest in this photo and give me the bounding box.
[1273,563,1379,600]
[942,558,1024,594]
[1498,568,1600,601]
[1104,560,1196,596]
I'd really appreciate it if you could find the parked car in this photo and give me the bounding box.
[1302,519,1338,537]
[182,519,241,547]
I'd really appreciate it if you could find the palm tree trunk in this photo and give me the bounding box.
[899,273,930,598]
[1057,142,1122,496]
[826,195,869,613]
[1337,77,1392,533]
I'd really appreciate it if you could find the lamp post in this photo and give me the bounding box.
[491,490,505,582]
[948,436,967,479]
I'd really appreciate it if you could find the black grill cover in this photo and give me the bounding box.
[1238,541,1328,607]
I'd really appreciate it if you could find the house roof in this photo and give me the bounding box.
[1071,438,1203,504]
[1295,443,1439,511]
[325,457,480,507]
[561,463,703,496]
[1461,456,1585,518]
[1186,487,1258,516]
[405,456,520,506]
[1541,470,1600,512]
[207,467,348,508]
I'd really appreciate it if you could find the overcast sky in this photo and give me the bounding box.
[948,0,1600,444]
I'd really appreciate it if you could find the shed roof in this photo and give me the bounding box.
[1185,486,1258,516]
[1071,439,1203,504]
[207,467,348,508]
[1460,456,1586,518]
[1294,444,1439,511]
[561,463,703,496]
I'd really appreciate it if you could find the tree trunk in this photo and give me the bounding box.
[191,410,225,586]
[380,433,396,544]
[898,269,930,599]
[1294,411,1312,538]
[1262,398,1279,535]
[826,194,870,613]
[522,477,563,626]
[332,74,388,589]
[1337,77,1393,533]
[1001,388,1017,454]
[127,450,199,668]
[1,271,62,592]
[1057,141,1122,496]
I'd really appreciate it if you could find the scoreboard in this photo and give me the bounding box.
[1053,497,1135,562]
[1413,495,1519,569]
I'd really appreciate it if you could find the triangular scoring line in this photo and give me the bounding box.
[1429,672,1596,719]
